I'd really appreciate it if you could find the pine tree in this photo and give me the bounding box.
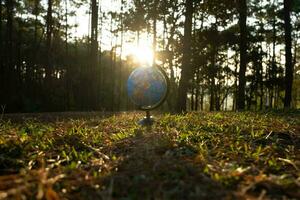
[176,0,193,112]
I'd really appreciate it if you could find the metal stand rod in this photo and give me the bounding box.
[138,110,154,126]
[146,110,150,121]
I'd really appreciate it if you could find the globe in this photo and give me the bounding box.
[127,66,168,110]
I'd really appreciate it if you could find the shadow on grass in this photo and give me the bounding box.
[71,126,231,200]
[1,112,299,199]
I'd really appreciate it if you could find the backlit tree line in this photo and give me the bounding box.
[0,0,299,112]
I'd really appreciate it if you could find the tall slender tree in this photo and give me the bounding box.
[91,0,98,66]
[0,0,3,84]
[176,0,193,112]
[45,0,53,86]
[90,0,99,109]
[0,0,3,106]
[283,0,293,109]
[4,0,14,108]
[237,0,247,110]
[0,0,2,60]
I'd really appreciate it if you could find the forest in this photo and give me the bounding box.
[0,1,300,199]
[0,0,299,113]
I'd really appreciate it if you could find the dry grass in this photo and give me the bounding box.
[0,111,299,199]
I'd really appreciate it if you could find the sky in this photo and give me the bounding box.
[69,0,154,65]
[40,0,298,73]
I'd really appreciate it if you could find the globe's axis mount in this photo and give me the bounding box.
[127,66,169,126]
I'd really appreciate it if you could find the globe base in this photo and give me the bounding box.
[138,111,154,126]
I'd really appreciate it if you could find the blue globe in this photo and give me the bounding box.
[127,66,168,110]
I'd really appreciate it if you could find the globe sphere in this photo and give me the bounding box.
[127,66,168,110]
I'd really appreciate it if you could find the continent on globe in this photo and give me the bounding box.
[127,66,168,110]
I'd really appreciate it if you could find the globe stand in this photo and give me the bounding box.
[138,110,154,126]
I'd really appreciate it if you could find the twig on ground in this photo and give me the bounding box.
[81,142,110,160]
[277,158,299,171]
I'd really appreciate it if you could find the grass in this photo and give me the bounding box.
[0,111,299,199]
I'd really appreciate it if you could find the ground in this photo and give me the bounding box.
[0,111,299,199]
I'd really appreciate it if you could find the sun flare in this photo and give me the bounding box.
[127,45,154,66]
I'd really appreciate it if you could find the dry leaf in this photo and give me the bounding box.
[46,187,59,200]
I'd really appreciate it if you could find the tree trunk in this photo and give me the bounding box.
[5,0,13,68]
[237,0,247,111]
[65,0,70,110]
[0,0,3,97]
[16,26,22,99]
[165,12,177,111]
[232,52,238,111]
[259,45,264,110]
[210,29,218,111]
[90,0,98,109]
[152,0,158,67]
[176,0,193,112]
[191,85,194,111]
[270,17,276,109]
[34,0,39,48]
[292,27,298,108]
[45,0,53,86]
[65,0,68,54]
[99,0,104,109]
[195,88,199,111]
[28,0,39,102]
[117,0,124,111]
[111,45,116,111]
[210,77,215,111]
[109,14,114,111]
[200,88,204,111]
[195,68,200,111]
[4,0,14,108]
[283,0,293,109]
[0,0,2,64]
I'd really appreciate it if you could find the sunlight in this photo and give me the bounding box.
[126,45,154,66]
